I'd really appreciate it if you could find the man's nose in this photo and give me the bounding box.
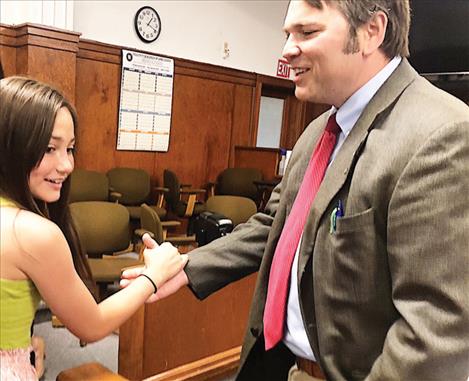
[282,35,300,62]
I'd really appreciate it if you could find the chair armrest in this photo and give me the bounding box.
[179,189,206,217]
[109,191,122,203]
[180,188,206,194]
[206,182,216,198]
[134,228,155,239]
[154,187,169,208]
[161,220,181,228]
[166,234,197,245]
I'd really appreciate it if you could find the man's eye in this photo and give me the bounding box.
[301,30,316,36]
[285,32,290,40]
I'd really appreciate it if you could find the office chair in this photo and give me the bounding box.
[69,168,121,203]
[106,167,167,223]
[208,167,263,203]
[136,203,197,248]
[163,169,206,218]
[69,201,142,301]
[205,195,257,227]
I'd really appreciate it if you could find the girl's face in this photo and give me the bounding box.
[29,107,75,203]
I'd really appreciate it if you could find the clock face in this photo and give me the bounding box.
[134,6,161,43]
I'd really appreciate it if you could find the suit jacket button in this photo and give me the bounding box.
[250,327,260,337]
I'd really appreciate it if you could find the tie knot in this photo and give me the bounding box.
[325,113,341,136]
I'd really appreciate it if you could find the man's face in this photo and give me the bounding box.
[283,0,365,107]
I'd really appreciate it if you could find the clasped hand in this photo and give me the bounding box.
[120,234,189,303]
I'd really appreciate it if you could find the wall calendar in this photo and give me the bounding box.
[117,49,174,151]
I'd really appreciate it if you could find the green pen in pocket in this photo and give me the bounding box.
[330,200,344,233]
[330,207,338,233]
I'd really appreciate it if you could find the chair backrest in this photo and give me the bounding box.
[216,168,263,201]
[140,203,164,244]
[163,169,181,211]
[205,195,257,226]
[70,201,131,258]
[107,167,150,205]
[69,169,110,203]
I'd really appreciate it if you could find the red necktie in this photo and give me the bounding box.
[263,114,341,350]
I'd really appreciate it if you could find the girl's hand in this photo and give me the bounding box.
[140,234,188,290]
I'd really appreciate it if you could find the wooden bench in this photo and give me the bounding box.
[56,362,128,381]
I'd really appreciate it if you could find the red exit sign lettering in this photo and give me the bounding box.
[276,59,290,78]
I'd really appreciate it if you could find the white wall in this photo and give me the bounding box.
[0,0,74,30]
[73,1,289,76]
[0,0,289,76]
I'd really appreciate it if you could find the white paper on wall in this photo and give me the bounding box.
[117,50,174,152]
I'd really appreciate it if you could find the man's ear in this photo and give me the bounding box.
[360,11,388,56]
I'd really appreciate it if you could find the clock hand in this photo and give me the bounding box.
[148,24,157,33]
[147,17,154,26]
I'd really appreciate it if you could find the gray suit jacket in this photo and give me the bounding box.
[185,59,469,381]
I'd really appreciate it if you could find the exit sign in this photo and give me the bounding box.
[276,59,290,78]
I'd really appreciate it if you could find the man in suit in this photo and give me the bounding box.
[123,0,469,379]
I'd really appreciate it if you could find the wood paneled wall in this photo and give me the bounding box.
[0,23,79,102]
[73,38,258,190]
[0,22,319,194]
[119,275,257,380]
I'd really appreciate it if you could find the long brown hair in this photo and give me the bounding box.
[0,76,93,285]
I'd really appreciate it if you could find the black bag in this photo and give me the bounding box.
[194,211,233,246]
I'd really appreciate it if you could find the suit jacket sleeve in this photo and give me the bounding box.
[184,181,282,300]
[366,120,469,380]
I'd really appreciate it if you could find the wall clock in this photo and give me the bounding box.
[134,6,161,43]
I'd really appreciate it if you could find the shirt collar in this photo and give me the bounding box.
[330,56,402,137]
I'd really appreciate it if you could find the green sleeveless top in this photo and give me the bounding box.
[0,279,40,349]
[0,196,41,349]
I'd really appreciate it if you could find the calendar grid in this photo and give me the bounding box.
[117,50,174,152]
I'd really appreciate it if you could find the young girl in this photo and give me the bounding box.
[0,76,187,380]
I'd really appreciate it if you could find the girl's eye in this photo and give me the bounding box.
[67,147,75,154]
[46,146,55,153]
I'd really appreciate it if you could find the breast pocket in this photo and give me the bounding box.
[329,207,387,304]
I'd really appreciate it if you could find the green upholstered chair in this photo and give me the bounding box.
[163,169,206,218]
[69,201,141,300]
[136,203,196,247]
[106,167,167,222]
[205,195,257,227]
[210,167,263,203]
[69,168,120,203]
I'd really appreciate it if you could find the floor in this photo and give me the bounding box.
[33,309,118,380]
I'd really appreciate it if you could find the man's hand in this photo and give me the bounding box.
[121,234,189,303]
[121,266,189,303]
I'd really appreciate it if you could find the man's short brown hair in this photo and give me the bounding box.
[306,0,410,58]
